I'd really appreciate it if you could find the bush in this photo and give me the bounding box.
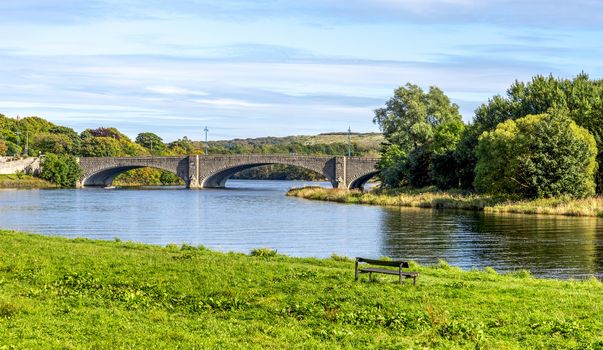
[250,248,278,258]
[475,112,598,198]
[40,153,82,187]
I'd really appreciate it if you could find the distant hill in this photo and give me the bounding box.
[203,132,384,158]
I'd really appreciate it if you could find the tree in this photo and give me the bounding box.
[81,127,129,141]
[40,153,82,187]
[80,137,123,157]
[376,144,407,188]
[373,83,464,188]
[169,137,194,154]
[474,73,603,192]
[374,83,462,152]
[475,112,597,198]
[33,133,75,155]
[135,132,166,154]
[119,139,148,156]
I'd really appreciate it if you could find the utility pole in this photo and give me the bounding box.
[24,130,29,157]
[150,139,153,157]
[15,115,21,157]
[204,126,209,155]
[347,126,351,159]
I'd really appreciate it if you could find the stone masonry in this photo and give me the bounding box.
[78,155,379,189]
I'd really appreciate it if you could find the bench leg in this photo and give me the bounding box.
[413,276,416,286]
[369,272,372,281]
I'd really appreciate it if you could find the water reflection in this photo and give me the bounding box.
[380,207,603,278]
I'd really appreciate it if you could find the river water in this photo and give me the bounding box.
[1,180,602,279]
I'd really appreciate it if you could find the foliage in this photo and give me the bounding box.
[0,174,55,188]
[376,144,407,188]
[475,113,598,198]
[287,186,603,217]
[136,132,167,154]
[474,73,603,192]
[1,230,602,348]
[39,153,83,187]
[373,83,463,153]
[249,247,279,257]
[402,146,433,188]
[80,137,123,157]
[113,168,184,187]
[429,151,461,189]
[0,140,7,156]
[373,84,465,189]
[32,132,75,155]
[81,127,129,141]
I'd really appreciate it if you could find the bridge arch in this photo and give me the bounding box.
[347,170,379,190]
[199,157,338,188]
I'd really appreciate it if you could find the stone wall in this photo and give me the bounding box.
[0,157,41,175]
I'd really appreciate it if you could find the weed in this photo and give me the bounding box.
[250,248,278,257]
[330,253,352,262]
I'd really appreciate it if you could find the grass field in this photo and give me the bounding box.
[287,186,603,218]
[0,230,601,349]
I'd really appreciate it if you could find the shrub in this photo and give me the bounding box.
[40,153,83,187]
[475,112,598,198]
[250,248,278,258]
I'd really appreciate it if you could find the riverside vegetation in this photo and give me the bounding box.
[0,173,55,189]
[287,187,603,217]
[0,230,602,349]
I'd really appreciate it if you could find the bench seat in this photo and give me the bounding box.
[355,257,419,285]
[358,267,418,277]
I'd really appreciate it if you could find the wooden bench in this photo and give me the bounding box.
[355,257,419,285]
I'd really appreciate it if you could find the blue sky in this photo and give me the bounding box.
[1,0,602,141]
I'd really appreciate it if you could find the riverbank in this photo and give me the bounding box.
[0,174,56,189]
[287,186,603,217]
[0,230,601,348]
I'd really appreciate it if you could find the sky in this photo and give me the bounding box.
[1,1,602,141]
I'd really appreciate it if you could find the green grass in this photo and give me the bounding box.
[0,230,602,349]
[287,186,603,217]
[0,174,56,189]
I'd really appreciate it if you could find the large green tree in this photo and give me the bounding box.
[373,83,463,153]
[80,137,123,157]
[373,83,464,188]
[135,132,166,154]
[473,73,603,192]
[475,112,597,198]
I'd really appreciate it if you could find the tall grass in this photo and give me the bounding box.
[287,186,603,217]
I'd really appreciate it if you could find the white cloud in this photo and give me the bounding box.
[145,86,209,96]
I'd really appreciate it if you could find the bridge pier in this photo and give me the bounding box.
[187,155,201,189]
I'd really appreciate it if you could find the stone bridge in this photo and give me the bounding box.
[77,155,380,190]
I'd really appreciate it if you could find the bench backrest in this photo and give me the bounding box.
[356,257,409,268]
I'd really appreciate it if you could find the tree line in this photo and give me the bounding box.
[374,73,603,199]
[0,116,376,186]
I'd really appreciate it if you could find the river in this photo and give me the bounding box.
[1,180,602,279]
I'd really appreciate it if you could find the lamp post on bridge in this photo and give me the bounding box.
[204,126,209,155]
[347,126,351,159]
